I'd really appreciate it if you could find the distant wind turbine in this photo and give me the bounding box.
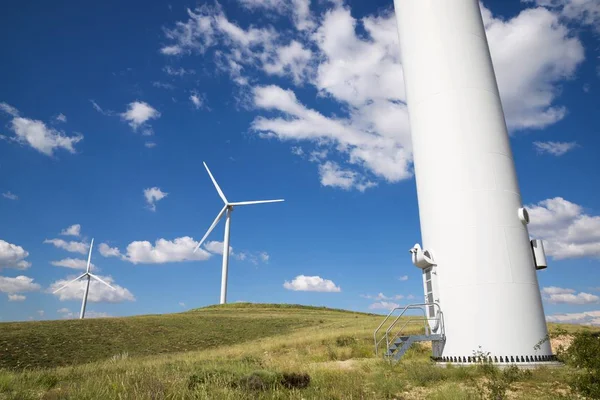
[53,239,115,319]
[193,162,284,304]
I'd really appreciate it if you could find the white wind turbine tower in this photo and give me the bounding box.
[53,239,116,319]
[193,162,284,305]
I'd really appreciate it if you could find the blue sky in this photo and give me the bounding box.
[1,0,599,323]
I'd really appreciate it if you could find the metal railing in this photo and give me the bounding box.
[374,302,444,356]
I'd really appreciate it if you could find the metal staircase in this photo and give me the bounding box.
[374,303,445,362]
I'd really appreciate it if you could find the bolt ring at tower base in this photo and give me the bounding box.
[430,355,562,368]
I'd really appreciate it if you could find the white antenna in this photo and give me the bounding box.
[52,238,115,319]
[194,162,284,304]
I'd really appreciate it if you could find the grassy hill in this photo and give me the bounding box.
[0,303,596,399]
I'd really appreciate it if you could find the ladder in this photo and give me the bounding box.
[374,303,445,362]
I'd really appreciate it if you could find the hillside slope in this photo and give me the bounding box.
[0,304,596,399]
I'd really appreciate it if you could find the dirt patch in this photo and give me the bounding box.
[551,335,573,353]
[314,359,358,370]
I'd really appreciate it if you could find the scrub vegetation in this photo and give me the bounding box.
[0,303,597,399]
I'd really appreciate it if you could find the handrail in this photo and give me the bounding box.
[374,302,444,356]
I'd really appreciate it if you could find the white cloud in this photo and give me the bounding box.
[108,237,212,264]
[190,92,205,109]
[144,187,168,212]
[236,0,314,31]
[163,66,195,76]
[8,294,26,302]
[283,275,341,292]
[398,275,408,281]
[145,142,157,148]
[44,239,89,255]
[58,308,111,319]
[204,241,269,264]
[361,292,404,301]
[60,224,81,237]
[482,7,584,129]
[161,1,585,190]
[98,243,122,258]
[542,286,599,304]
[2,192,18,200]
[0,275,41,294]
[37,310,44,316]
[527,197,600,259]
[533,141,578,155]
[0,103,82,156]
[259,252,269,263]
[547,310,600,326]
[0,240,32,270]
[263,40,313,84]
[526,0,600,32]
[0,102,20,117]
[179,302,186,307]
[120,101,161,131]
[49,274,135,303]
[369,301,400,311]
[318,161,376,192]
[204,240,231,255]
[51,258,96,271]
[152,81,175,90]
[542,286,575,295]
[55,113,67,123]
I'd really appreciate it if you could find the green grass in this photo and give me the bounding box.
[0,303,595,399]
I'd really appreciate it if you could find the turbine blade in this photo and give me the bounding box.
[89,274,116,290]
[86,238,94,273]
[53,273,87,294]
[228,199,285,206]
[203,162,228,204]
[194,205,227,253]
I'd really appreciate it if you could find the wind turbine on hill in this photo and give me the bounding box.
[193,162,284,304]
[53,239,115,319]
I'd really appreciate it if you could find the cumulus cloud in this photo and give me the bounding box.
[99,237,212,264]
[2,192,18,200]
[145,142,157,148]
[57,308,111,319]
[547,310,600,326]
[49,275,135,303]
[541,286,599,304]
[0,275,41,294]
[120,101,161,131]
[160,1,585,190]
[526,0,600,32]
[51,258,96,271]
[55,113,67,123]
[60,224,81,237]
[361,292,404,301]
[0,240,32,270]
[144,187,168,211]
[533,141,578,155]
[369,301,400,311]
[398,275,409,281]
[0,102,82,156]
[98,243,122,258]
[283,275,341,292]
[8,294,26,301]
[44,239,89,255]
[527,197,600,259]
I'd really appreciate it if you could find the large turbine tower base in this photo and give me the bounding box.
[393,0,554,363]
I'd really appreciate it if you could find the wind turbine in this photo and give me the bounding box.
[193,162,284,304]
[53,239,115,319]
